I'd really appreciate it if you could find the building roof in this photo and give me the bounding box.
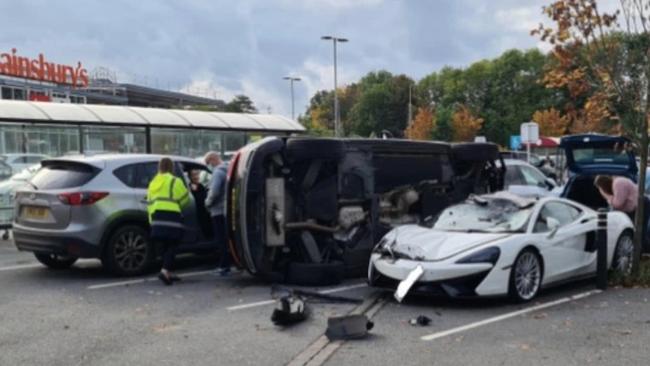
[0,100,305,133]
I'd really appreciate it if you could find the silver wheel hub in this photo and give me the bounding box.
[514,252,541,300]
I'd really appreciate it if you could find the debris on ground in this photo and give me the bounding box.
[271,294,308,326]
[325,314,374,340]
[408,315,431,326]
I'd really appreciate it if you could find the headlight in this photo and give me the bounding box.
[456,247,500,265]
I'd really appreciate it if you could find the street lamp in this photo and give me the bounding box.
[283,76,301,120]
[321,35,348,137]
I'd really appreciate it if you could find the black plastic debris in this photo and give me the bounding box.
[325,314,374,340]
[409,315,432,326]
[271,295,308,326]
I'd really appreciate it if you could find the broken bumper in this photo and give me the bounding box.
[369,254,494,298]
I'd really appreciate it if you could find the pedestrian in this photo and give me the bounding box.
[189,169,213,240]
[147,157,190,285]
[204,151,231,275]
[594,175,638,217]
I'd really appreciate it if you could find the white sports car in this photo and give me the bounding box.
[368,192,634,302]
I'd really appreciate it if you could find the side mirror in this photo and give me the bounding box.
[546,217,560,238]
[545,177,557,189]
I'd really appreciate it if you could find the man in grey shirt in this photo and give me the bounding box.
[204,151,231,275]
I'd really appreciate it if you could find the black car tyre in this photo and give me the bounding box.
[285,139,345,162]
[508,248,543,302]
[102,225,153,276]
[286,261,344,286]
[612,231,634,276]
[34,253,78,269]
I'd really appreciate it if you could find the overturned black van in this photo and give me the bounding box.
[226,137,503,285]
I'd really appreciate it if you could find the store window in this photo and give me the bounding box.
[151,128,224,158]
[1,87,13,100]
[0,123,79,157]
[82,126,146,154]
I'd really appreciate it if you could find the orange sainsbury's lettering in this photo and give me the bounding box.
[0,48,88,88]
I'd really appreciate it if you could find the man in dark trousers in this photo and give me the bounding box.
[204,151,231,275]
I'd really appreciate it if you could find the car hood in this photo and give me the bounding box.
[384,225,511,261]
[0,180,26,195]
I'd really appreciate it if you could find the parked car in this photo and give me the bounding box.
[226,137,504,285]
[0,153,49,174]
[0,164,41,238]
[501,150,558,180]
[502,159,556,197]
[559,134,650,252]
[368,192,634,302]
[13,154,215,275]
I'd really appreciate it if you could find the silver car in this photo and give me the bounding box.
[13,154,214,275]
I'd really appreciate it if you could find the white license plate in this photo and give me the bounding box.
[23,206,48,220]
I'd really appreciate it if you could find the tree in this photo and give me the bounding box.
[404,107,435,140]
[225,95,257,113]
[532,107,570,136]
[451,105,483,142]
[534,0,650,275]
[347,71,414,137]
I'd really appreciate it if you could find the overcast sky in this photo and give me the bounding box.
[0,0,619,117]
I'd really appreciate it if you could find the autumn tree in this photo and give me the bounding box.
[404,107,435,140]
[451,105,483,142]
[532,107,570,136]
[534,0,650,275]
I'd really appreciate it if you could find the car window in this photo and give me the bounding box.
[113,164,138,188]
[519,166,546,187]
[135,162,159,189]
[30,162,98,189]
[505,166,525,186]
[26,156,44,163]
[534,201,582,232]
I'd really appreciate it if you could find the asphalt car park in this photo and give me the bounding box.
[1,237,648,366]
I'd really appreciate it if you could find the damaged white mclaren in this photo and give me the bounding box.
[226,137,504,285]
[368,192,635,302]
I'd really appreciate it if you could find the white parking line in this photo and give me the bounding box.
[0,263,44,272]
[420,289,601,341]
[87,269,218,290]
[227,283,368,311]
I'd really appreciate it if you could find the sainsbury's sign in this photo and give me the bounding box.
[0,48,88,88]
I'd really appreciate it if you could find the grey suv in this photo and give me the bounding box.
[13,154,214,275]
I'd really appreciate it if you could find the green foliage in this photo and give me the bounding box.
[225,95,257,113]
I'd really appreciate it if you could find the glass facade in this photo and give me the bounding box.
[0,123,79,156]
[0,123,250,160]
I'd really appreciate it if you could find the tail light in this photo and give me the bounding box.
[226,151,241,182]
[58,192,109,206]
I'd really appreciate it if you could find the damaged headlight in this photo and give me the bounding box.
[456,247,500,265]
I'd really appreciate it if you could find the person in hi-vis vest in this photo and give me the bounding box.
[147,157,189,285]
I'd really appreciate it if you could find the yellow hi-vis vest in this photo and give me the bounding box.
[146,173,190,223]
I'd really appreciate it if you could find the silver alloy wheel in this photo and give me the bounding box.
[514,251,541,300]
[113,230,148,271]
[614,234,634,275]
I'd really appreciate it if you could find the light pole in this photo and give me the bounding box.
[321,35,348,137]
[283,76,301,120]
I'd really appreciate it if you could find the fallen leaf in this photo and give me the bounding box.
[520,344,531,351]
[615,329,632,335]
[533,313,547,320]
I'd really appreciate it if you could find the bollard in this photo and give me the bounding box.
[596,208,608,290]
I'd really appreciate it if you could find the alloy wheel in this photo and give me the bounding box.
[113,230,148,272]
[514,251,541,300]
[614,235,634,275]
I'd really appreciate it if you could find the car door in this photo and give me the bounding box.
[533,201,595,283]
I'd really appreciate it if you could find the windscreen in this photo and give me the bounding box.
[29,162,98,190]
[572,147,632,165]
[433,198,532,233]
